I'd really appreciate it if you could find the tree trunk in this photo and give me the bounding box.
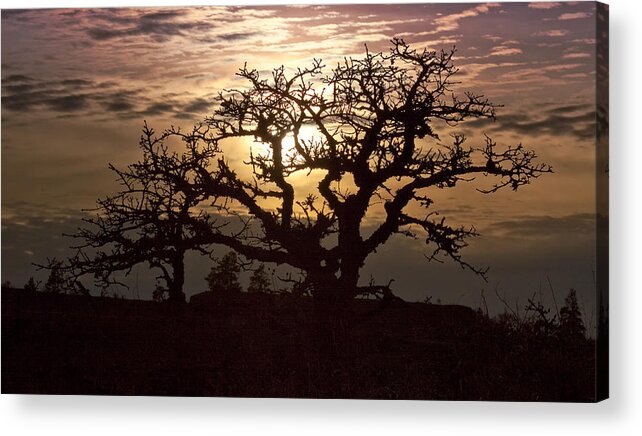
[168,252,186,304]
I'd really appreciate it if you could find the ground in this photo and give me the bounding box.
[1,288,595,401]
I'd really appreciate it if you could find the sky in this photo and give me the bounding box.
[1,2,605,320]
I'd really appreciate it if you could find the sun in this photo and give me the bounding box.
[281,124,322,158]
[248,124,322,168]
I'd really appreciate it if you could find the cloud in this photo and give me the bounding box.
[46,94,89,112]
[140,10,186,21]
[545,104,590,115]
[483,34,503,43]
[2,76,119,114]
[102,99,135,113]
[0,9,37,22]
[431,3,501,33]
[563,52,591,59]
[1,70,223,125]
[571,38,596,45]
[558,12,592,20]
[3,74,34,83]
[217,32,258,42]
[1,73,215,121]
[467,102,596,140]
[145,102,176,115]
[182,97,213,115]
[532,29,569,37]
[528,2,562,9]
[489,46,523,57]
[84,10,214,42]
[486,213,595,239]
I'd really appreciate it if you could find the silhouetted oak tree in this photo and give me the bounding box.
[188,39,550,314]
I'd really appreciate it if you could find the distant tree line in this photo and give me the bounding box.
[31,251,276,302]
[491,288,588,343]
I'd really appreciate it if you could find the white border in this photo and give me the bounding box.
[2,1,641,435]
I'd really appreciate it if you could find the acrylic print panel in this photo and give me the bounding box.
[1,2,608,401]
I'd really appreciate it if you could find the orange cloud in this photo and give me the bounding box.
[532,29,569,37]
[528,2,562,9]
[559,12,592,20]
[432,3,501,33]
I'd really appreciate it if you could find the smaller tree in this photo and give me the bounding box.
[558,289,586,342]
[206,251,242,295]
[44,259,67,293]
[247,264,272,294]
[50,123,222,304]
[41,258,89,295]
[24,277,41,292]
[152,282,169,303]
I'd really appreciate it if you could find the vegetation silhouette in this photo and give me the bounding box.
[13,40,596,400]
[48,39,550,315]
[206,251,242,295]
[41,124,223,303]
[247,263,272,294]
[2,285,595,400]
[23,277,41,293]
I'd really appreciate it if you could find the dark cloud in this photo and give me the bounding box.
[86,27,133,41]
[84,11,214,42]
[2,77,97,112]
[145,102,175,114]
[60,79,94,87]
[1,9,36,22]
[2,82,38,95]
[2,77,136,117]
[92,89,142,115]
[467,103,596,140]
[3,74,34,83]
[501,111,595,140]
[218,32,258,42]
[140,10,186,21]
[103,99,135,113]
[4,91,76,112]
[86,9,138,26]
[546,104,590,115]
[182,97,212,114]
[2,89,48,111]
[486,213,595,239]
[2,74,212,121]
[46,94,88,112]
